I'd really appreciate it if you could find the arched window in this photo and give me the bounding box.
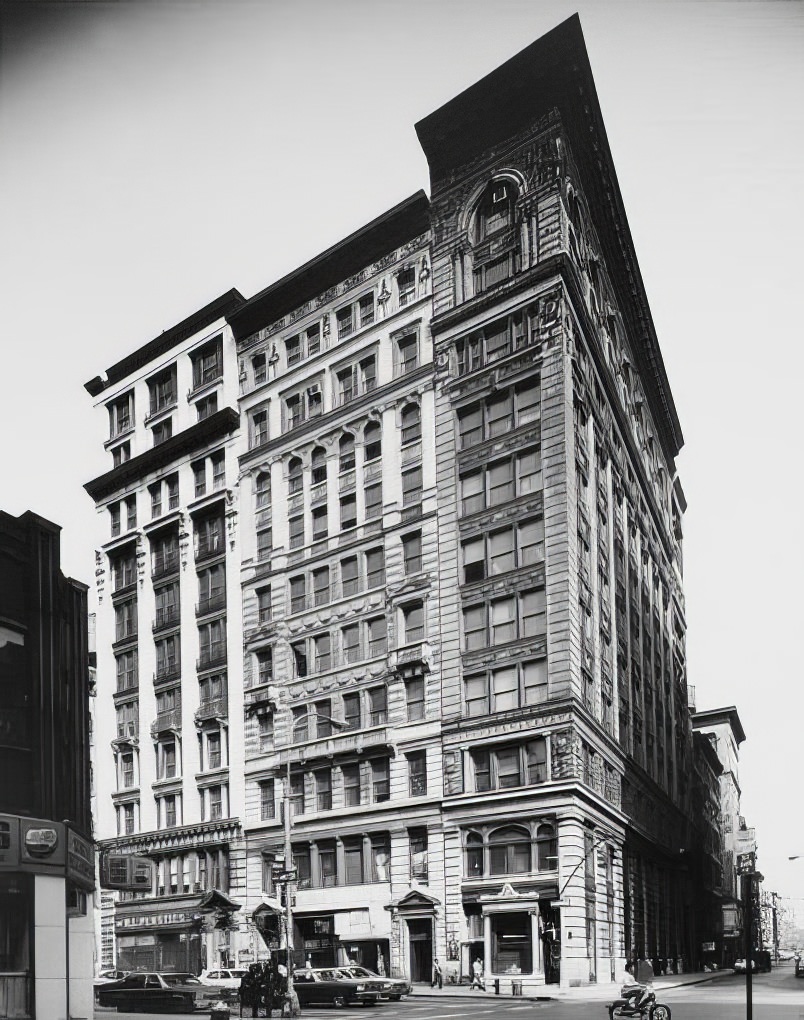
[339,433,355,473]
[255,471,271,510]
[489,826,531,876]
[536,823,558,871]
[465,831,484,878]
[311,447,327,486]
[472,180,519,293]
[401,404,421,446]
[474,181,515,242]
[364,422,381,462]
[288,457,303,496]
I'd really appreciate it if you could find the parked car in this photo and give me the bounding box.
[338,966,412,1000]
[95,971,223,1013]
[95,968,128,983]
[795,956,804,978]
[198,967,249,990]
[733,959,755,973]
[292,967,384,1006]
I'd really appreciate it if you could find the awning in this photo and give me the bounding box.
[197,889,242,912]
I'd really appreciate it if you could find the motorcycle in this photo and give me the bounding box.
[607,982,672,1019]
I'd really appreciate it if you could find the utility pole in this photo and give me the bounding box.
[742,871,753,1020]
[283,765,300,1017]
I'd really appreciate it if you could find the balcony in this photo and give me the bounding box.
[196,592,226,617]
[150,708,182,738]
[197,648,227,672]
[153,663,181,685]
[151,552,180,580]
[152,608,180,633]
[194,697,228,725]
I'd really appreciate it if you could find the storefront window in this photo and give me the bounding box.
[491,912,532,974]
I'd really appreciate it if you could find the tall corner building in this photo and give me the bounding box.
[86,15,695,990]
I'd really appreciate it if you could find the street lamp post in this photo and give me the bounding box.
[281,710,347,1017]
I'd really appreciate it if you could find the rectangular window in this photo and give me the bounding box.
[260,779,275,820]
[492,666,519,713]
[167,474,179,509]
[149,367,176,414]
[488,459,514,505]
[310,632,330,673]
[340,494,357,530]
[254,530,272,570]
[364,482,382,520]
[342,624,360,664]
[523,659,548,705]
[343,839,363,884]
[121,753,134,788]
[365,548,385,588]
[253,352,267,384]
[490,597,516,643]
[290,575,306,613]
[462,537,485,584]
[343,692,361,731]
[257,648,273,681]
[313,698,333,737]
[402,467,422,508]
[358,293,375,328]
[197,564,225,612]
[465,674,488,718]
[485,321,511,362]
[195,516,223,560]
[152,418,173,446]
[408,751,427,796]
[402,531,422,575]
[409,828,428,881]
[258,714,274,753]
[114,599,137,642]
[368,686,387,726]
[286,335,302,366]
[192,337,223,389]
[291,705,308,742]
[526,739,547,784]
[312,567,330,606]
[312,506,327,540]
[371,758,390,802]
[487,392,514,438]
[197,393,218,421]
[315,770,332,811]
[110,502,121,537]
[126,496,137,531]
[521,589,546,637]
[108,391,134,438]
[397,267,416,306]
[489,528,515,575]
[519,518,545,565]
[289,773,305,817]
[193,460,206,498]
[458,405,483,448]
[463,604,486,651]
[396,332,418,374]
[164,795,177,828]
[257,586,272,624]
[403,602,424,643]
[367,617,387,657]
[473,748,491,791]
[149,484,162,520]
[340,555,359,596]
[516,379,541,426]
[336,304,354,339]
[207,732,221,770]
[371,836,390,882]
[306,323,321,357]
[517,448,542,494]
[405,676,425,721]
[292,643,308,679]
[319,843,337,887]
[289,516,304,549]
[251,410,269,448]
[460,470,485,515]
[342,763,361,806]
[211,452,225,490]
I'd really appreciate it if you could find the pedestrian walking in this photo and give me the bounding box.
[470,957,484,990]
[431,957,443,988]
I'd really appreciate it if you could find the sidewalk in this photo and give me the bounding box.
[413,968,737,1002]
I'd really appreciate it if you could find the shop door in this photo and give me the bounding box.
[407,919,432,983]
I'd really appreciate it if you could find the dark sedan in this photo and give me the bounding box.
[292,968,384,1006]
[95,971,223,1013]
[339,966,412,1000]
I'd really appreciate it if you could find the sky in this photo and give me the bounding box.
[1,0,803,921]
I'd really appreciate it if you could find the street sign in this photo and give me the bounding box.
[275,869,297,882]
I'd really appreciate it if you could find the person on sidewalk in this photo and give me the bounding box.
[431,958,443,988]
[470,958,484,990]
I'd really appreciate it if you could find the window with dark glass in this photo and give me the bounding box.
[115,598,137,642]
[252,352,266,385]
[251,409,268,447]
[257,586,271,624]
[191,336,223,389]
[343,838,363,884]
[108,391,134,438]
[402,531,422,574]
[402,602,424,643]
[148,366,176,414]
[339,433,355,473]
[342,624,360,664]
[397,267,416,306]
[402,466,422,508]
[368,686,387,726]
[292,643,308,679]
[343,692,361,730]
[288,457,303,495]
[400,404,421,445]
[364,422,381,462]
[342,763,361,806]
[313,633,331,672]
[340,555,359,595]
[311,447,327,485]
[293,845,311,887]
[365,548,384,588]
[312,506,327,540]
[358,293,375,328]
[396,332,418,374]
[319,842,337,886]
[197,393,218,421]
[256,648,273,684]
[255,471,271,509]
[405,676,425,721]
[260,779,275,820]
[489,826,530,875]
[340,494,357,530]
[290,575,306,613]
[154,582,179,629]
[315,769,332,810]
[371,758,390,802]
[152,418,173,446]
[364,482,382,520]
[368,617,387,657]
[289,515,304,550]
[289,773,305,816]
[407,751,427,796]
[465,832,484,877]
[409,828,428,880]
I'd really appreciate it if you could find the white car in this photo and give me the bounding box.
[198,968,248,990]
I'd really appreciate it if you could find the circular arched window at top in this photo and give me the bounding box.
[473,180,517,243]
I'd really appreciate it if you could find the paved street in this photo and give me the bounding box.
[95,963,804,1020]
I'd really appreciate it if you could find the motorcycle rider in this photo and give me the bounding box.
[621,954,654,1012]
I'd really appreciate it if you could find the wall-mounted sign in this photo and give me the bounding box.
[66,827,95,891]
[0,814,66,875]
